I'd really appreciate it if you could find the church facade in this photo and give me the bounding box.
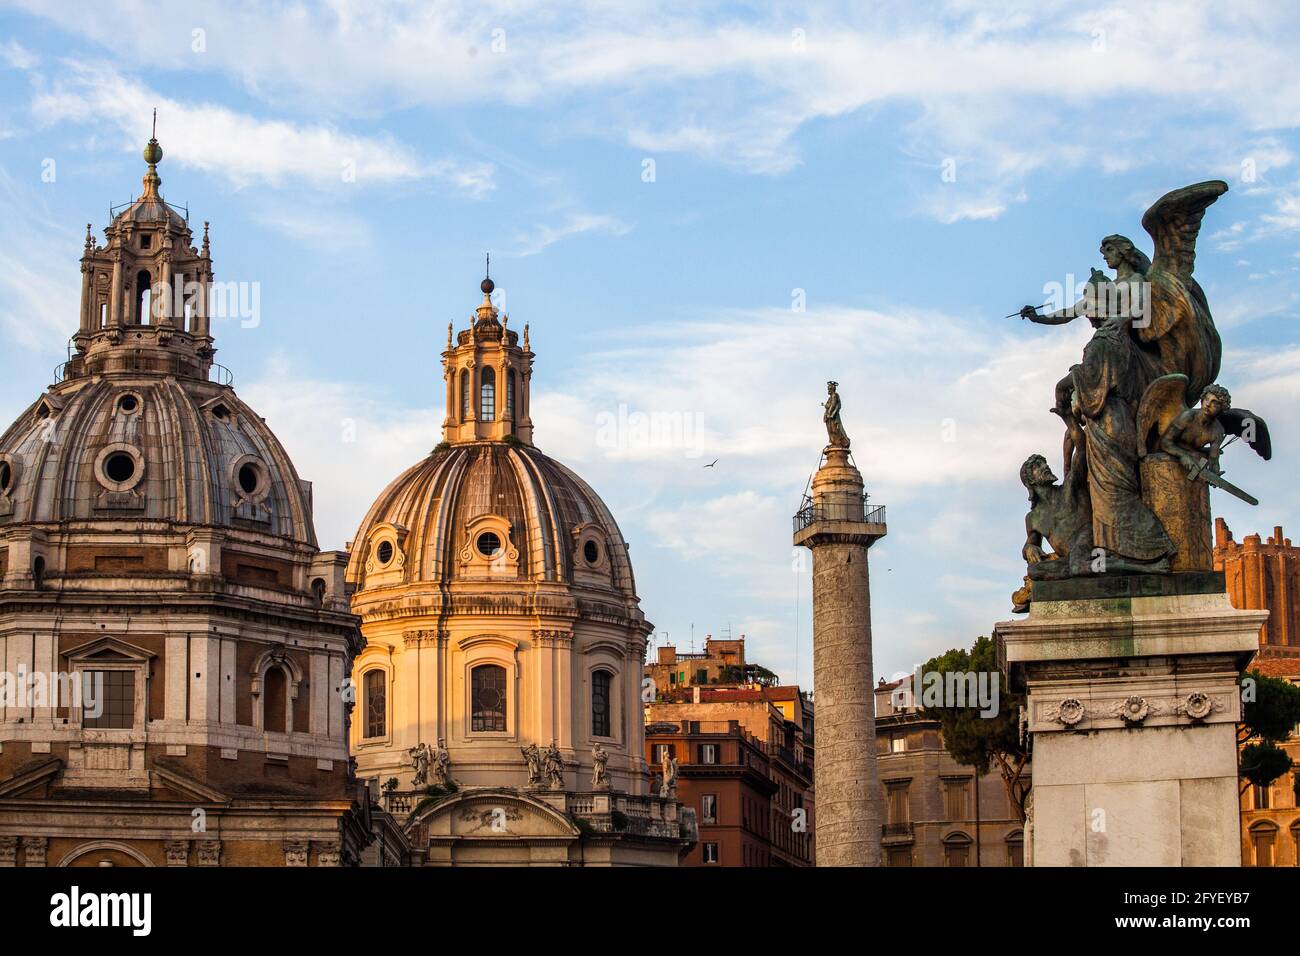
[0,137,370,867]
[346,275,696,865]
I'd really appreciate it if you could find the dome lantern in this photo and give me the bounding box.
[442,261,534,445]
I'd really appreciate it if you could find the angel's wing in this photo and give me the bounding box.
[1141,180,1229,282]
[1221,408,1272,461]
[1136,373,1190,458]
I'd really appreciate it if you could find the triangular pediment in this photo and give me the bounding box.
[63,636,157,664]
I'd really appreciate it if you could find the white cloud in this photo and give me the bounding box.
[509,213,630,256]
[0,167,80,352]
[15,2,1300,215]
[30,63,494,194]
[0,40,38,70]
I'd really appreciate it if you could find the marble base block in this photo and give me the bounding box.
[996,579,1263,867]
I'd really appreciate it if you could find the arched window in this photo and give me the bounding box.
[942,832,972,867]
[592,670,612,737]
[363,670,386,739]
[134,270,152,325]
[471,663,506,732]
[460,369,471,421]
[263,665,287,733]
[480,367,496,421]
[1251,822,1278,867]
[507,370,516,421]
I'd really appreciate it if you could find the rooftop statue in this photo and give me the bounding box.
[1010,181,1272,606]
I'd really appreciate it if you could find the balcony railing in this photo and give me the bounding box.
[793,493,886,534]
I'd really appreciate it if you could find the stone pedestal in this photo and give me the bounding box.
[997,573,1262,866]
[793,446,886,866]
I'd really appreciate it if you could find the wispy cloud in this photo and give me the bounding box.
[509,212,630,256]
[30,63,494,194]
[15,2,1300,215]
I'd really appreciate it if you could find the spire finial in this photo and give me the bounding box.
[141,109,163,199]
[480,253,495,297]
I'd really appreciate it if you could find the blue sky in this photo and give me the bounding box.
[2,1,1299,688]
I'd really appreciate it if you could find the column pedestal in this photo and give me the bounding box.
[997,573,1262,866]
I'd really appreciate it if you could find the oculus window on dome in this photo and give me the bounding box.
[476,531,502,558]
[376,540,395,566]
[0,458,13,495]
[94,443,146,494]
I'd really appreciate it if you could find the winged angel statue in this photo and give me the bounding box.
[1010,182,1272,607]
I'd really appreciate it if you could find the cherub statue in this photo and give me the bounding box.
[1137,374,1270,503]
[521,743,544,787]
[591,743,609,790]
[1012,453,1093,612]
[822,381,850,448]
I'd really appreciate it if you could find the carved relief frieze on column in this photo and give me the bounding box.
[283,840,309,867]
[21,836,47,867]
[163,840,190,866]
[0,837,16,867]
[195,840,222,866]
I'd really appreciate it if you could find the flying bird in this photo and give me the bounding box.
[703,459,718,468]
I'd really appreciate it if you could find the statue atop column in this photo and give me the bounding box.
[1009,181,1273,602]
[822,381,850,449]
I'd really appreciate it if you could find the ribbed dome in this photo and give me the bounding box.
[0,376,316,545]
[347,442,635,595]
[111,194,189,229]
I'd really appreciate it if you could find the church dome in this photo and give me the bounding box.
[347,272,661,819]
[0,132,316,547]
[346,441,634,597]
[0,378,316,545]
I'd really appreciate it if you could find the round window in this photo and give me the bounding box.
[584,540,600,564]
[104,452,136,484]
[0,460,11,494]
[238,463,261,496]
[476,531,502,557]
[117,394,139,414]
[376,540,394,565]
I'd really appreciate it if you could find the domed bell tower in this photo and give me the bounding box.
[442,262,534,444]
[71,120,216,384]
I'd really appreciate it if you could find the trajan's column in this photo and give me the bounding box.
[793,382,887,866]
